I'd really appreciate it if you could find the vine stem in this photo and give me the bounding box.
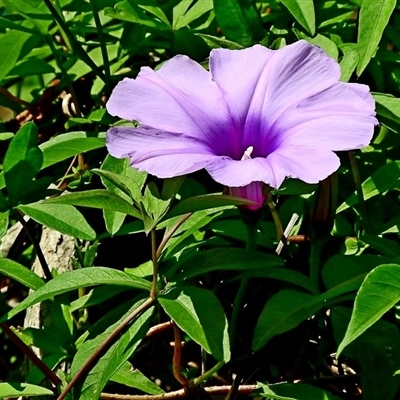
[172,322,190,390]
[156,213,192,259]
[100,385,257,400]
[89,0,111,85]
[56,297,155,400]
[43,0,108,84]
[229,222,257,347]
[57,228,160,400]
[1,323,61,387]
[192,361,225,386]
[16,211,52,281]
[348,150,369,234]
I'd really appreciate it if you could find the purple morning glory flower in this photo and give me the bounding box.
[106,40,377,210]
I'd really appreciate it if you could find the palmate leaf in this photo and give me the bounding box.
[159,285,230,362]
[337,264,400,357]
[0,267,150,323]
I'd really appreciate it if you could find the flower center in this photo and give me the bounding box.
[241,146,254,161]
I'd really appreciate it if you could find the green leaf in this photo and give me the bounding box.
[104,0,170,30]
[164,194,254,220]
[92,168,142,201]
[257,382,342,400]
[0,30,30,82]
[0,382,53,397]
[337,161,400,212]
[213,0,264,46]
[0,258,44,290]
[373,92,400,125]
[195,33,244,50]
[169,248,283,281]
[159,285,230,362]
[252,289,318,351]
[73,300,154,400]
[0,267,150,322]
[39,131,105,169]
[339,43,359,82]
[337,264,400,357]
[236,267,314,293]
[357,0,396,76]
[3,122,43,206]
[44,190,142,220]
[173,0,213,30]
[280,0,315,36]
[111,362,165,395]
[18,202,96,241]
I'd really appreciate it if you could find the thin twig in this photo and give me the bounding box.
[43,0,108,84]
[172,322,190,390]
[150,229,158,300]
[100,385,257,400]
[192,361,225,386]
[16,212,52,281]
[89,0,111,84]
[1,323,61,387]
[56,297,155,400]
[156,213,192,259]
[348,150,369,233]
[145,321,173,338]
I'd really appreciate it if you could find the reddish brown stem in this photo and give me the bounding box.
[172,322,190,390]
[56,297,155,400]
[1,323,61,387]
[100,385,257,399]
[146,321,173,338]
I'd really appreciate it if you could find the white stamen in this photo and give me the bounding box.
[241,146,254,161]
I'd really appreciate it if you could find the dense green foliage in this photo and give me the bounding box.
[1,0,400,399]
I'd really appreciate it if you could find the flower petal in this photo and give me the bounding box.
[270,82,377,151]
[264,147,340,188]
[242,40,342,147]
[206,157,275,187]
[106,55,229,146]
[209,45,274,156]
[107,127,217,178]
